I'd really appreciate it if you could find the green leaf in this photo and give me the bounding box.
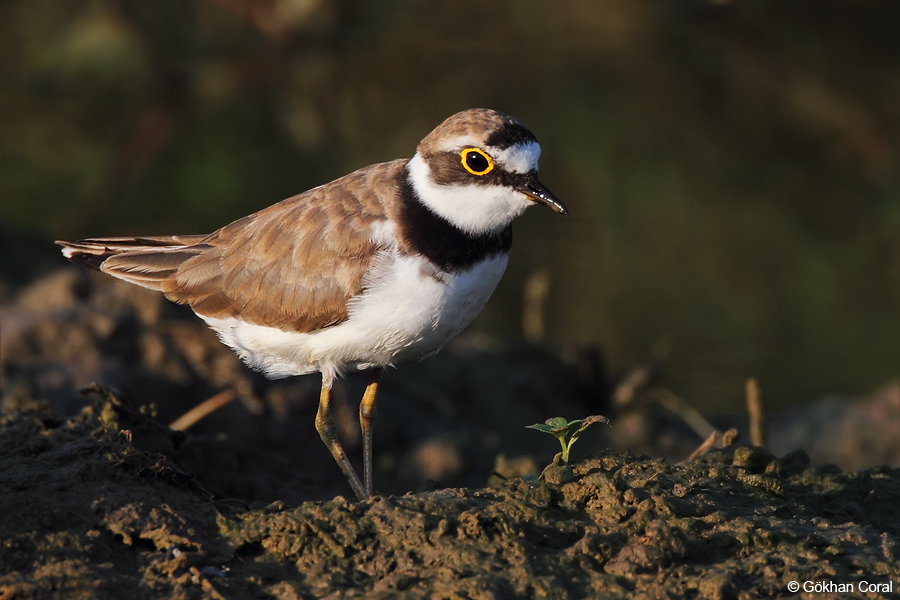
[525,423,556,434]
[543,417,572,433]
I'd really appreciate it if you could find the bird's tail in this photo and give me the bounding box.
[56,235,209,292]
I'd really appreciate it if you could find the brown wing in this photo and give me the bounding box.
[58,159,407,333]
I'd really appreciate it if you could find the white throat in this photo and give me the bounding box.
[407,153,535,235]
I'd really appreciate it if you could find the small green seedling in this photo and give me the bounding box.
[526,415,610,466]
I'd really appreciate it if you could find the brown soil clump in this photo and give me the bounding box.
[1,387,898,599]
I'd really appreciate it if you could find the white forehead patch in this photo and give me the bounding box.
[492,141,541,174]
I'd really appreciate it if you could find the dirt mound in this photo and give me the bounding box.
[2,388,898,599]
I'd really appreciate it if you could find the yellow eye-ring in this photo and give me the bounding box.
[460,148,494,176]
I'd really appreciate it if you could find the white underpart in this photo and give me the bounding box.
[408,149,539,235]
[199,250,509,386]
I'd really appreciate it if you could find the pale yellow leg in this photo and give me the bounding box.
[359,367,383,497]
[315,379,367,500]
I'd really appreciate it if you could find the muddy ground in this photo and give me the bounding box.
[2,269,899,599]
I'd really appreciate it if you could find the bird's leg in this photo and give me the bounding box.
[315,379,367,500]
[359,367,383,497]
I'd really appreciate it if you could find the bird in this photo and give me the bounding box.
[57,108,567,500]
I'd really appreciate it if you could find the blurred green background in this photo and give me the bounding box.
[1,0,897,413]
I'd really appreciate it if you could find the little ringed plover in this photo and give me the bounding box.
[58,108,567,500]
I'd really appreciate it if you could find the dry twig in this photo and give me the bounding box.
[169,389,238,431]
[745,377,767,448]
[679,430,719,465]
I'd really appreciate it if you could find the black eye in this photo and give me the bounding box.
[465,151,489,173]
[461,148,494,176]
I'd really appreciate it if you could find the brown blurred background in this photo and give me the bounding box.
[1,0,897,414]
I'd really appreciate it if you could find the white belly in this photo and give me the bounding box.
[199,251,509,383]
